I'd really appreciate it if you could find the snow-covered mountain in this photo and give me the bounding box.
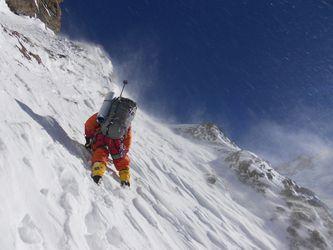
[0,1,332,249]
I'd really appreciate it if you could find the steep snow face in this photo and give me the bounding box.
[0,1,332,249]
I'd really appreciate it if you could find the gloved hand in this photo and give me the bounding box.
[85,137,92,149]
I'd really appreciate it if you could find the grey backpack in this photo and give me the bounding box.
[100,97,137,139]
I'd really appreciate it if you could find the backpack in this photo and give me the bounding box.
[100,97,137,139]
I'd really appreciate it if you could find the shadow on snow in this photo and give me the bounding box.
[15,99,90,168]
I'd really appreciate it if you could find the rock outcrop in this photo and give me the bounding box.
[5,0,63,33]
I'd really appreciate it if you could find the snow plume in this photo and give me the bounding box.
[110,32,160,94]
[241,120,332,165]
[240,119,333,212]
[109,38,182,126]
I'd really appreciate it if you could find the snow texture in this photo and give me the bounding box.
[0,1,332,249]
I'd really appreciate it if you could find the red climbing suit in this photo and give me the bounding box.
[85,113,132,172]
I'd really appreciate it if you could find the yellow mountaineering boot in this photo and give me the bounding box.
[91,162,107,184]
[119,168,130,187]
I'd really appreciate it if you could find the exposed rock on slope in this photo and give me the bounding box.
[178,125,333,249]
[224,150,333,249]
[5,0,63,32]
[172,123,238,149]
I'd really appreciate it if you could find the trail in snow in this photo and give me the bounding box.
[0,1,332,249]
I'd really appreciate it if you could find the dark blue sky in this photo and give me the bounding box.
[61,0,333,153]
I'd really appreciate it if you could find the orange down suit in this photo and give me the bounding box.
[85,113,132,173]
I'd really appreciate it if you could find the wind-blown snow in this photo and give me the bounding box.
[0,1,332,249]
[277,153,333,214]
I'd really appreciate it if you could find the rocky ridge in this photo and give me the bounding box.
[5,0,63,32]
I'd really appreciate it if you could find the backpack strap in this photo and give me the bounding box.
[91,127,102,144]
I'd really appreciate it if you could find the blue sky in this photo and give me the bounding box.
[61,0,333,164]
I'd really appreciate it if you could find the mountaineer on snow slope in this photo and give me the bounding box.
[84,81,137,186]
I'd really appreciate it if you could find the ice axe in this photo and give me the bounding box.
[119,80,128,99]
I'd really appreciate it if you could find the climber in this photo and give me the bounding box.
[84,114,133,186]
[84,83,137,186]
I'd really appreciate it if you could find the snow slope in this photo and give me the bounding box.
[0,1,332,249]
